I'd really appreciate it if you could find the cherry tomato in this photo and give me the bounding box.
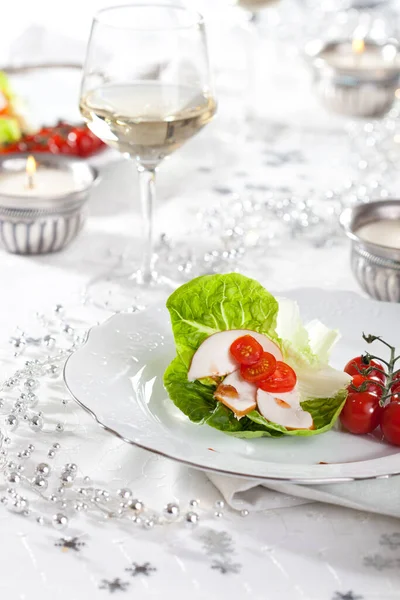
[258,361,297,393]
[350,374,384,398]
[230,335,263,366]
[340,391,383,435]
[344,356,385,384]
[240,352,276,383]
[381,401,400,446]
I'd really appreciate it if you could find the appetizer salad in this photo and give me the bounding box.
[164,273,351,438]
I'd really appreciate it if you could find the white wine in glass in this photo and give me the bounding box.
[80,83,216,166]
[80,4,216,309]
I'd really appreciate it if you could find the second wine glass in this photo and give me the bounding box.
[80,4,216,309]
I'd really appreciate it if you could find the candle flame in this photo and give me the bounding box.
[352,38,365,55]
[26,155,36,190]
[26,155,36,176]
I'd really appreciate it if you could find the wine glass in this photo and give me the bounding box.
[80,4,216,310]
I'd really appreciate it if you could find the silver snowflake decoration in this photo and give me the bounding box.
[99,578,129,593]
[333,592,363,600]
[363,554,400,571]
[201,530,234,556]
[380,533,400,550]
[211,559,241,575]
[125,562,156,577]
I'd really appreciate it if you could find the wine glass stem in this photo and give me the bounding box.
[137,164,156,284]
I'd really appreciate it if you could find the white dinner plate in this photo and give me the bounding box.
[64,288,400,484]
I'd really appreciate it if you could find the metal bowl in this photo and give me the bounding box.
[341,200,400,302]
[0,154,98,255]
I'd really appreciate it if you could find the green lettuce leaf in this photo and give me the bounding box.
[164,273,348,439]
[166,273,279,366]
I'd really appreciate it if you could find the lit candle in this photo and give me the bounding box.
[317,39,400,73]
[0,155,83,198]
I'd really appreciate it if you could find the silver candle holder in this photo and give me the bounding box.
[341,200,400,302]
[0,154,98,255]
[306,39,400,118]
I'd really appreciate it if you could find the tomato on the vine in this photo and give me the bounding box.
[340,391,383,435]
[344,356,385,384]
[240,352,276,383]
[381,401,400,446]
[230,335,263,366]
[350,374,384,398]
[258,361,297,393]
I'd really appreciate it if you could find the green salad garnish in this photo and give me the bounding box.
[164,273,349,439]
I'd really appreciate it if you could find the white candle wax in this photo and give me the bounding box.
[0,168,81,198]
[357,219,400,249]
[320,42,400,72]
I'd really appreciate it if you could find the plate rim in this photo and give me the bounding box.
[63,288,400,485]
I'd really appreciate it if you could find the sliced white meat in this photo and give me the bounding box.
[214,371,257,418]
[257,388,313,430]
[188,329,282,381]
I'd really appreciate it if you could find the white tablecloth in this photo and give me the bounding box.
[1,8,400,599]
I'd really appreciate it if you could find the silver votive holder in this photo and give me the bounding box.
[306,40,400,118]
[0,154,98,255]
[341,200,400,302]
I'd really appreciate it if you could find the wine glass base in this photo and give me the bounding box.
[84,268,176,313]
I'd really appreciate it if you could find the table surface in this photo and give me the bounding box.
[1,10,400,600]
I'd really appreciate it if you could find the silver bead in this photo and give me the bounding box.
[52,513,68,530]
[214,511,223,518]
[13,401,26,414]
[83,475,90,483]
[63,324,74,336]
[21,450,31,459]
[36,463,51,477]
[16,465,24,472]
[55,423,64,433]
[57,487,65,495]
[36,516,45,525]
[1,497,7,505]
[21,392,37,407]
[6,461,16,470]
[164,502,179,519]
[144,519,154,529]
[12,498,28,512]
[131,499,144,512]
[3,437,11,446]
[42,334,55,348]
[27,444,35,452]
[60,472,74,486]
[24,378,39,391]
[7,472,20,484]
[185,511,199,527]
[32,475,48,490]
[53,443,61,450]
[74,501,86,511]
[64,463,77,473]
[47,450,56,459]
[240,509,249,517]
[54,304,64,315]
[5,414,18,431]
[189,499,199,508]
[29,415,43,432]
[50,495,58,502]
[0,399,4,409]
[9,336,26,351]
[132,516,142,526]
[117,488,132,499]
[215,500,225,509]
[47,365,59,378]
[60,502,67,509]
[6,487,16,496]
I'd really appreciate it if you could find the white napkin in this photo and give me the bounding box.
[208,473,400,518]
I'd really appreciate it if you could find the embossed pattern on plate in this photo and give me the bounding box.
[64,288,400,483]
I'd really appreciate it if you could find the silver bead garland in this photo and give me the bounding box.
[0,304,245,532]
